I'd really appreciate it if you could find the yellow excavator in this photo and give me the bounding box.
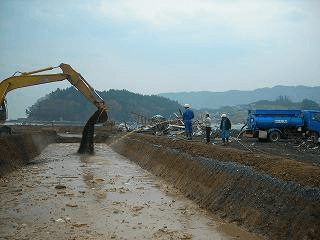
[0,63,108,153]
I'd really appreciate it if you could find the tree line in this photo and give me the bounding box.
[26,87,183,123]
[253,96,320,110]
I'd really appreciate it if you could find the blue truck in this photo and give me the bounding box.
[243,109,320,142]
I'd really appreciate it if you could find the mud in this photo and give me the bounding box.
[0,143,262,240]
[1,125,319,239]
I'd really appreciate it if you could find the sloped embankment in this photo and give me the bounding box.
[111,133,320,240]
[0,130,56,176]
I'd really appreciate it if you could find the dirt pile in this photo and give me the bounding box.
[117,134,320,187]
[111,133,320,240]
[0,130,56,176]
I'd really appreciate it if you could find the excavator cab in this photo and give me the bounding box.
[0,100,7,123]
[0,100,12,135]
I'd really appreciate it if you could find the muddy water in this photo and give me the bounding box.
[0,143,262,240]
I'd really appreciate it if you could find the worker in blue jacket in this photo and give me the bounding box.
[220,113,231,143]
[183,104,194,140]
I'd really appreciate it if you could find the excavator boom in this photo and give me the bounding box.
[0,73,67,106]
[0,63,107,123]
[58,64,106,113]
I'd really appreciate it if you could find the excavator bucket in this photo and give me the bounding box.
[97,110,108,124]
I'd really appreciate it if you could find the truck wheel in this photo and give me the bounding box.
[268,131,280,142]
[0,126,12,136]
[310,132,319,143]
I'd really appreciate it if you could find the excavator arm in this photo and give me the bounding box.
[0,63,107,123]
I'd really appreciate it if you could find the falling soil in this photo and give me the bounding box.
[78,109,104,154]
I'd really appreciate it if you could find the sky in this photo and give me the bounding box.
[0,0,320,119]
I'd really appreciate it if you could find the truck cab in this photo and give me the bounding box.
[303,110,320,140]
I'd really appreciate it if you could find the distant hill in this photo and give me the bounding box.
[26,87,183,123]
[160,85,320,110]
[203,97,320,125]
[22,85,320,124]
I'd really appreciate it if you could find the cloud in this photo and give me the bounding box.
[1,0,319,94]
[81,0,313,41]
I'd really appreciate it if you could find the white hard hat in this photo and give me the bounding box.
[184,104,190,108]
[221,114,227,118]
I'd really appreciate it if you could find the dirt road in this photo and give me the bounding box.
[0,142,262,240]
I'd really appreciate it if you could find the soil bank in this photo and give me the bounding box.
[111,133,320,240]
[0,130,56,176]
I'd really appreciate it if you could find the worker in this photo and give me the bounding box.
[204,113,211,143]
[183,104,194,140]
[220,113,231,143]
